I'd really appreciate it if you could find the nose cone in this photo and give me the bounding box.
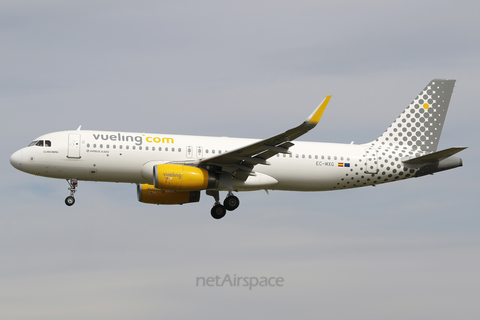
[10,149,23,169]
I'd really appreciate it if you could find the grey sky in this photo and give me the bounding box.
[1,1,479,319]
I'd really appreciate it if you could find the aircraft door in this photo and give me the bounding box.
[364,148,378,174]
[67,133,81,158]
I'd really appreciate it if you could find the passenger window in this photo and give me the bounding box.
[126,146,129,150]
[132,146,136,150]
[179,148,182,152]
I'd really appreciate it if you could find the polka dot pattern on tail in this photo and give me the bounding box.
[370,79,455,153]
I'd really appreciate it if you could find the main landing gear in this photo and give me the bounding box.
[65,179,78,206]
[207,190,240,219]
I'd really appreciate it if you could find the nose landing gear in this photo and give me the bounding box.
[65,179,78,206]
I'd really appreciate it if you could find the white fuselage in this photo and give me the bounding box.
[11,129,391,192]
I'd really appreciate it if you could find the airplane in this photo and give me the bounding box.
[10,79,466,219]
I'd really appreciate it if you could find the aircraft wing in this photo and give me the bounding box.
[196,96,331,180]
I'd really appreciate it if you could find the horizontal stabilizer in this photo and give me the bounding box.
[402,147,467,166]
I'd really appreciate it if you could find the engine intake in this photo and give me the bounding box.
[137,184,200,205]
[153,164,218,191]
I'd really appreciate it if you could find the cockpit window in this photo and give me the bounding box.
[27,140,52,147]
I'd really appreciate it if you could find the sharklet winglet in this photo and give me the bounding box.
[306,95,331,124]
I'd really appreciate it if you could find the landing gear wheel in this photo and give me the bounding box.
[211,204,226,219]
[65,196,75,206]
[66,179,78,206]
[224,195,240,211]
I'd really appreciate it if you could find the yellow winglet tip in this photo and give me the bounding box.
[307,95,331,124]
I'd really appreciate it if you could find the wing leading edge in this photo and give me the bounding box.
[196,95,332,180]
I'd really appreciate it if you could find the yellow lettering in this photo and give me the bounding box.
[146,136,175,144]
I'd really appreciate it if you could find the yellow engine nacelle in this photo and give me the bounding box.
[137,184,200,205]
[153,164,218,191]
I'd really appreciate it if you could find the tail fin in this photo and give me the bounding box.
[369,79,455,153]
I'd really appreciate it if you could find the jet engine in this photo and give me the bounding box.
[137,184,200,205]
[153,164,218,191]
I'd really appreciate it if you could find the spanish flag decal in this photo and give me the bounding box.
[338,163,344,167]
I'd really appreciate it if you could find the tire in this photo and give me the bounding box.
[211,204,226,219]
[65,196,75,206]
[224,195,240,211]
